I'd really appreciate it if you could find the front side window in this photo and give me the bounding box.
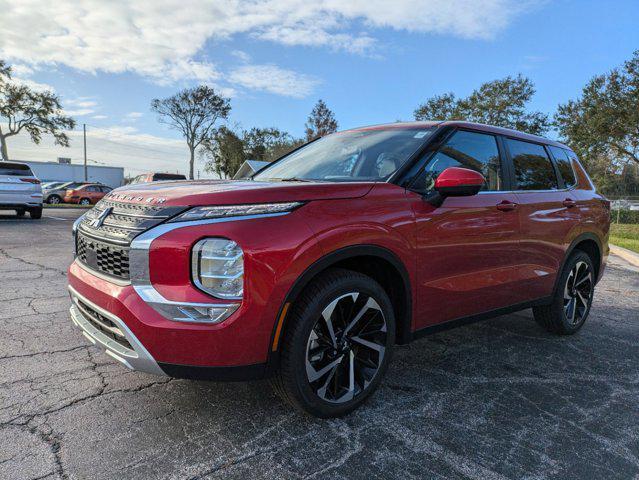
[548,146,577,188]
[507,139,558,191]
[412,130,502,192]
[253,127,435,182]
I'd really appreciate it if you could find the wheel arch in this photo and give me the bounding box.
[556,233,603,293]
[269,245,413,363]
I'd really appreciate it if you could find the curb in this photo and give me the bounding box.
[610,244,639,268]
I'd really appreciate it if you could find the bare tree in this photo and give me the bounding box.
[0,60,76,161]
[151,86,231,179]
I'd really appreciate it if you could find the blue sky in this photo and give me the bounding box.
[2,0,638,176]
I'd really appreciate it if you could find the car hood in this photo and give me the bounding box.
[104,180,375,207]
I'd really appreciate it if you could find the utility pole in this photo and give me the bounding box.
[83,124,88,181]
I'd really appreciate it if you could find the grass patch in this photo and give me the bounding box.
[44,203,91,209]
[610,224,639,253]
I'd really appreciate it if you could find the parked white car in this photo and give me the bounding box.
[0,162,43,219]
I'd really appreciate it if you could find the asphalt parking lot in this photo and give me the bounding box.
[1,208,638,480]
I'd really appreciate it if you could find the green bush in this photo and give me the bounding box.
[611,209,639,224]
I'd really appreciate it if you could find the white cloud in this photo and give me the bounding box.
[63,97,99,116]
[91,115,108,120]
[0,1,538,95]
[12,77,55,93]
[229,65,320,98]
[124,112,144,121]
[231,50,251,63]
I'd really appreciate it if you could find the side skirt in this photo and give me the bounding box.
[411,296,552,341]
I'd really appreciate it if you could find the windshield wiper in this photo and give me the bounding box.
[271,177,313,182]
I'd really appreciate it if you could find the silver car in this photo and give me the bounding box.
[0,162,43,219]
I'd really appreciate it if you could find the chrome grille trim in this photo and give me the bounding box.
[74,200,186,280]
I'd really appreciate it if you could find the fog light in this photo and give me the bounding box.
[152,302,240,324]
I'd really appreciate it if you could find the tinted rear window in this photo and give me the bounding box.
[549,146,577,188]
[0,163,33,176]
[506,139,558,191]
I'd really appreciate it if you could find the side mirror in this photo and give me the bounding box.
[424,167,485,206]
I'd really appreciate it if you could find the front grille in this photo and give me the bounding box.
[75,199,185,281]
[77,234,130,279]
[75,298,133,351]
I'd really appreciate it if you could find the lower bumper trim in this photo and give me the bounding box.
[158,362,270,381]
[68,285,166,376]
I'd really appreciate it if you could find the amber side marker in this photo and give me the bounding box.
[271,302,290,352]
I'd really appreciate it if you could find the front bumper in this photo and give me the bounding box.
[69,285,165,375]
[67,260,272,380]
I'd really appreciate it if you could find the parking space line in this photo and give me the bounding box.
[44,215,70,220]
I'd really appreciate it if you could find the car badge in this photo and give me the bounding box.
[90,207,113,228]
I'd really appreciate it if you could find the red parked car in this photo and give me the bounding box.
[68,121,609,417]
[64,183,113,205]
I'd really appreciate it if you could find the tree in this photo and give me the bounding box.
[414,75,550,135]
[0,60,76,161]
[305,99,338,141]
[555,50,639,170]
[151,86,230,179]
[201,126,245,179]
[243,127,300,162]
[202,126,302,178]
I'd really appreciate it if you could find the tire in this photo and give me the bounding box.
[29,207,43,219]
[79,198,91,206]
[273,268,395,418]
[47,195,61,205]
[533,250,595,335]
[15,209,25,217]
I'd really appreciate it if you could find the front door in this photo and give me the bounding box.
[408,129,523,330]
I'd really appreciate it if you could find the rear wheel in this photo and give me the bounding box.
[29,207,42,219]
[47,195,61,205]
[533,250,595,335]
[79,198,91,206]
[273,268,395,418]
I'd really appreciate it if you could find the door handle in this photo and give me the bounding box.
[496,200,518,212]
[563,198,577,208]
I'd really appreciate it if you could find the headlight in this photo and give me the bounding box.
[192,238,244,299]
[170,202,303,222]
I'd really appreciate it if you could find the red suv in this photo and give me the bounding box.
[67,121,609,417]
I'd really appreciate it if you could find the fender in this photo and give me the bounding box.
[553,232,604,295]
[267,244,413,366]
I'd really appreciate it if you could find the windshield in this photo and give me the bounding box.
[253,127,435,182]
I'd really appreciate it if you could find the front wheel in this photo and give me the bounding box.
[533,250,595,335]
[273,268,395,418]
[47,195,61,205]
[79,198,91,206]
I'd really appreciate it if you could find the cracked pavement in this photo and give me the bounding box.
[1,208,638,479]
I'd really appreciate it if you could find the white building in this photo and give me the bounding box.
[18,159,124,188]
[233,160,270,179]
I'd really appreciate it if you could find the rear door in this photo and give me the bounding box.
[0,163,38,205]
[409,129,522,329]
[505,138,581,300]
